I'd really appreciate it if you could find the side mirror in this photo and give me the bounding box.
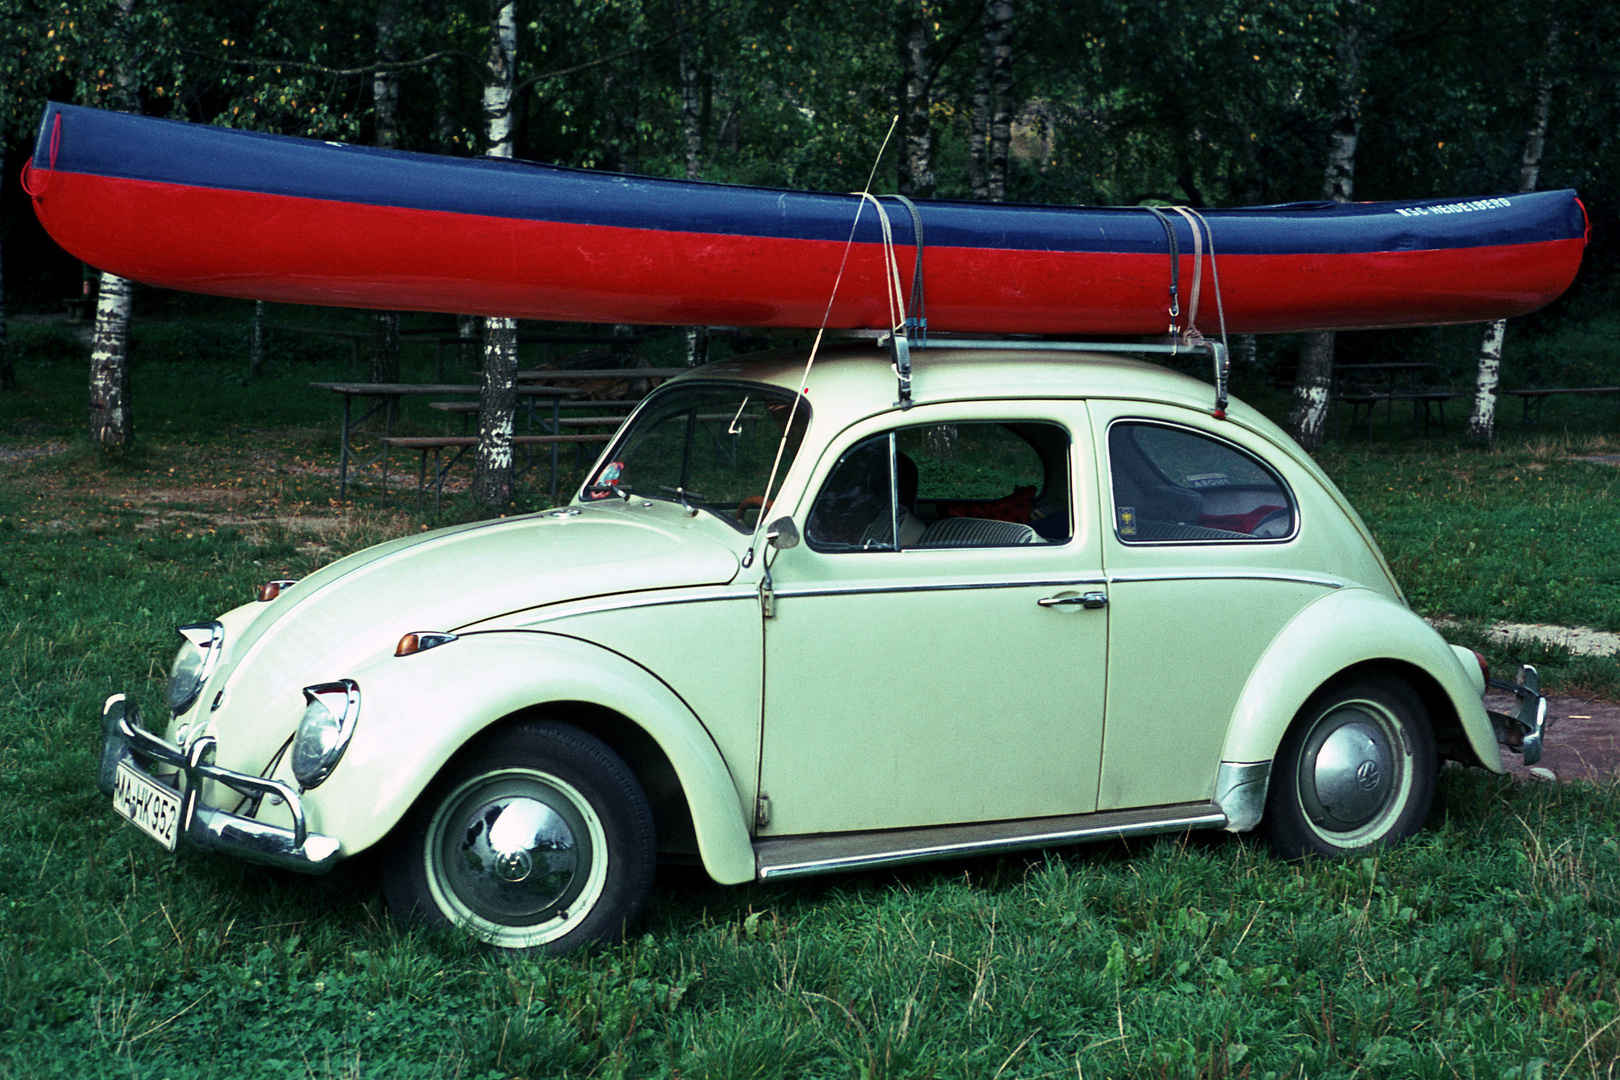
[765,516,800,551]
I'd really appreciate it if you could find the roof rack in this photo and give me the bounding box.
[866,329,1231,419]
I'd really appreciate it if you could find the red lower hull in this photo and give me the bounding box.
[34,169,1585,334]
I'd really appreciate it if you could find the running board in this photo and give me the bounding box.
[754,803,1227,880]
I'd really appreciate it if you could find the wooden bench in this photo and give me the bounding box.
[1503,387,1620,432]
[427,401,624,428]
[383,433,613,509]
[1338,389,1464,438]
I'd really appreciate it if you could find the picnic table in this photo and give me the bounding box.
[1332,363,1460,438]
[310,381,575,501]
[1503,386,1620,431]
[418,331,644,379]
[516,367,690,382]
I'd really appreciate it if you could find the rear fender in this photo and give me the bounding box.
[284,631,757,883]
[1220,588,1502,774]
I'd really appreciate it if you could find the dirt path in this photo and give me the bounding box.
[1488,692,1620,783]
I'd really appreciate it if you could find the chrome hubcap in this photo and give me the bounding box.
[1297,701,1408,842]
[425,769,609,946]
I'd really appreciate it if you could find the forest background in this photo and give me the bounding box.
[0,0,1617,451]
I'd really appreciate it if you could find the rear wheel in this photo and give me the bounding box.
[383,721,656,953]
[1264,676,1436,859]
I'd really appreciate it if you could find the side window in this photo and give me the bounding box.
[807,422,1070,551]
[1108,422,1294,543]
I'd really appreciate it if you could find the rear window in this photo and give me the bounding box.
[1107,422,1294,543]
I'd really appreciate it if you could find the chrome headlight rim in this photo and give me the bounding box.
[292,680,361,790]
[166,621,224,715]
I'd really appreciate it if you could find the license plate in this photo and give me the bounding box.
[113,760,182,851]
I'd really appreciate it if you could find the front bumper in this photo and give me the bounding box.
[96,694,341,874]
[1487,664,1551,767]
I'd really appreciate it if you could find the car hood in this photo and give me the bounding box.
[194,504,741,760]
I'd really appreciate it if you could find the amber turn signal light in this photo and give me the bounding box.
[395,631,459,657]
[257,579,299,602]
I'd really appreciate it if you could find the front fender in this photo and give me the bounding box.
[1220,588,1502,773]
[284,631,757,884]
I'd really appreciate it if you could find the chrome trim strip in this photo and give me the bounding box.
[755,804,1227,880]
[513,587,755,626]
[1213,761,1272,833]
[1105,570,1343,589]
[773,577,1109,601]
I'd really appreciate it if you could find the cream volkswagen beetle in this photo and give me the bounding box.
[98,341,1549,953]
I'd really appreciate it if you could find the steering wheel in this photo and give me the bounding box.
[736,495,772,522]
[1250,508,1293,538]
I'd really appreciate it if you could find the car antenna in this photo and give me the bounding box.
[743,116,902,570]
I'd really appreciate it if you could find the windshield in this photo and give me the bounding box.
[582,382,809,531]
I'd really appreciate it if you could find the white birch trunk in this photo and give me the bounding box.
[984,0,1015,203]
[899,8,934,198]
[373,0,401,149]
[1466,320,1506,440]
[88,272,135,449]
[678,2,703,182]
[249,300,265,378]
[370,311,400,382]
[684,326,708,367]
[474,0,519,508]
[1467,20,1558,443]
[969,29,989,201]
[87,0,139,446]
[1287,6,1362,450]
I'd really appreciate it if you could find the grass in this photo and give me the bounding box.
[4,307,1620,1077]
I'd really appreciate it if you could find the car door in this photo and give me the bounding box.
[1090,402,1340,811]
[756,401,1108,836]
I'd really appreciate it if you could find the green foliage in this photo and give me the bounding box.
[1317,439,1620,634]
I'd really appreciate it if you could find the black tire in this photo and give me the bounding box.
[1263,675,1437,860]
[383,721,656,954]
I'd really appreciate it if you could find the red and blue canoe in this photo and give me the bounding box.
[25,102,1587,335]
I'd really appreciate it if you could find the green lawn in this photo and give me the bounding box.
[3,313,1619,1078]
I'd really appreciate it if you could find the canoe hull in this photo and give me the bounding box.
[27,103,1588,335]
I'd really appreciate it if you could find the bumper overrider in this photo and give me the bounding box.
[96,693,341,873]
[1488,664,1552,766]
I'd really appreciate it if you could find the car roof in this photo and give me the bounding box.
[685,339,1288,443]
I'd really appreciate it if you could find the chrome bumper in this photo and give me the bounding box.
[1487,664,1550,767]
[96,694,341,874]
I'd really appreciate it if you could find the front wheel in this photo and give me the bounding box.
[1263,676,1436,860]
[383,721,656,953]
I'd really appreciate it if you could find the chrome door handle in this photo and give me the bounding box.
[1038,591,1107,609]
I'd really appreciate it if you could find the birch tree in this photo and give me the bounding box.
[472,0,519,509]
[969,0,1014,202]
[898,4,936,198]
[678,0,709,366]
[1287,2,1363,451]
[87,0,139,451]
[1465,17,1558,443]
[369,0,403,384]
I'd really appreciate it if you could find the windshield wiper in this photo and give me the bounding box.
[582,484,630,501]
[657,485,707,515]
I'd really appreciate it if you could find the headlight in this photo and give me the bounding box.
[166,622,223,714]
[292,681,360,790]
